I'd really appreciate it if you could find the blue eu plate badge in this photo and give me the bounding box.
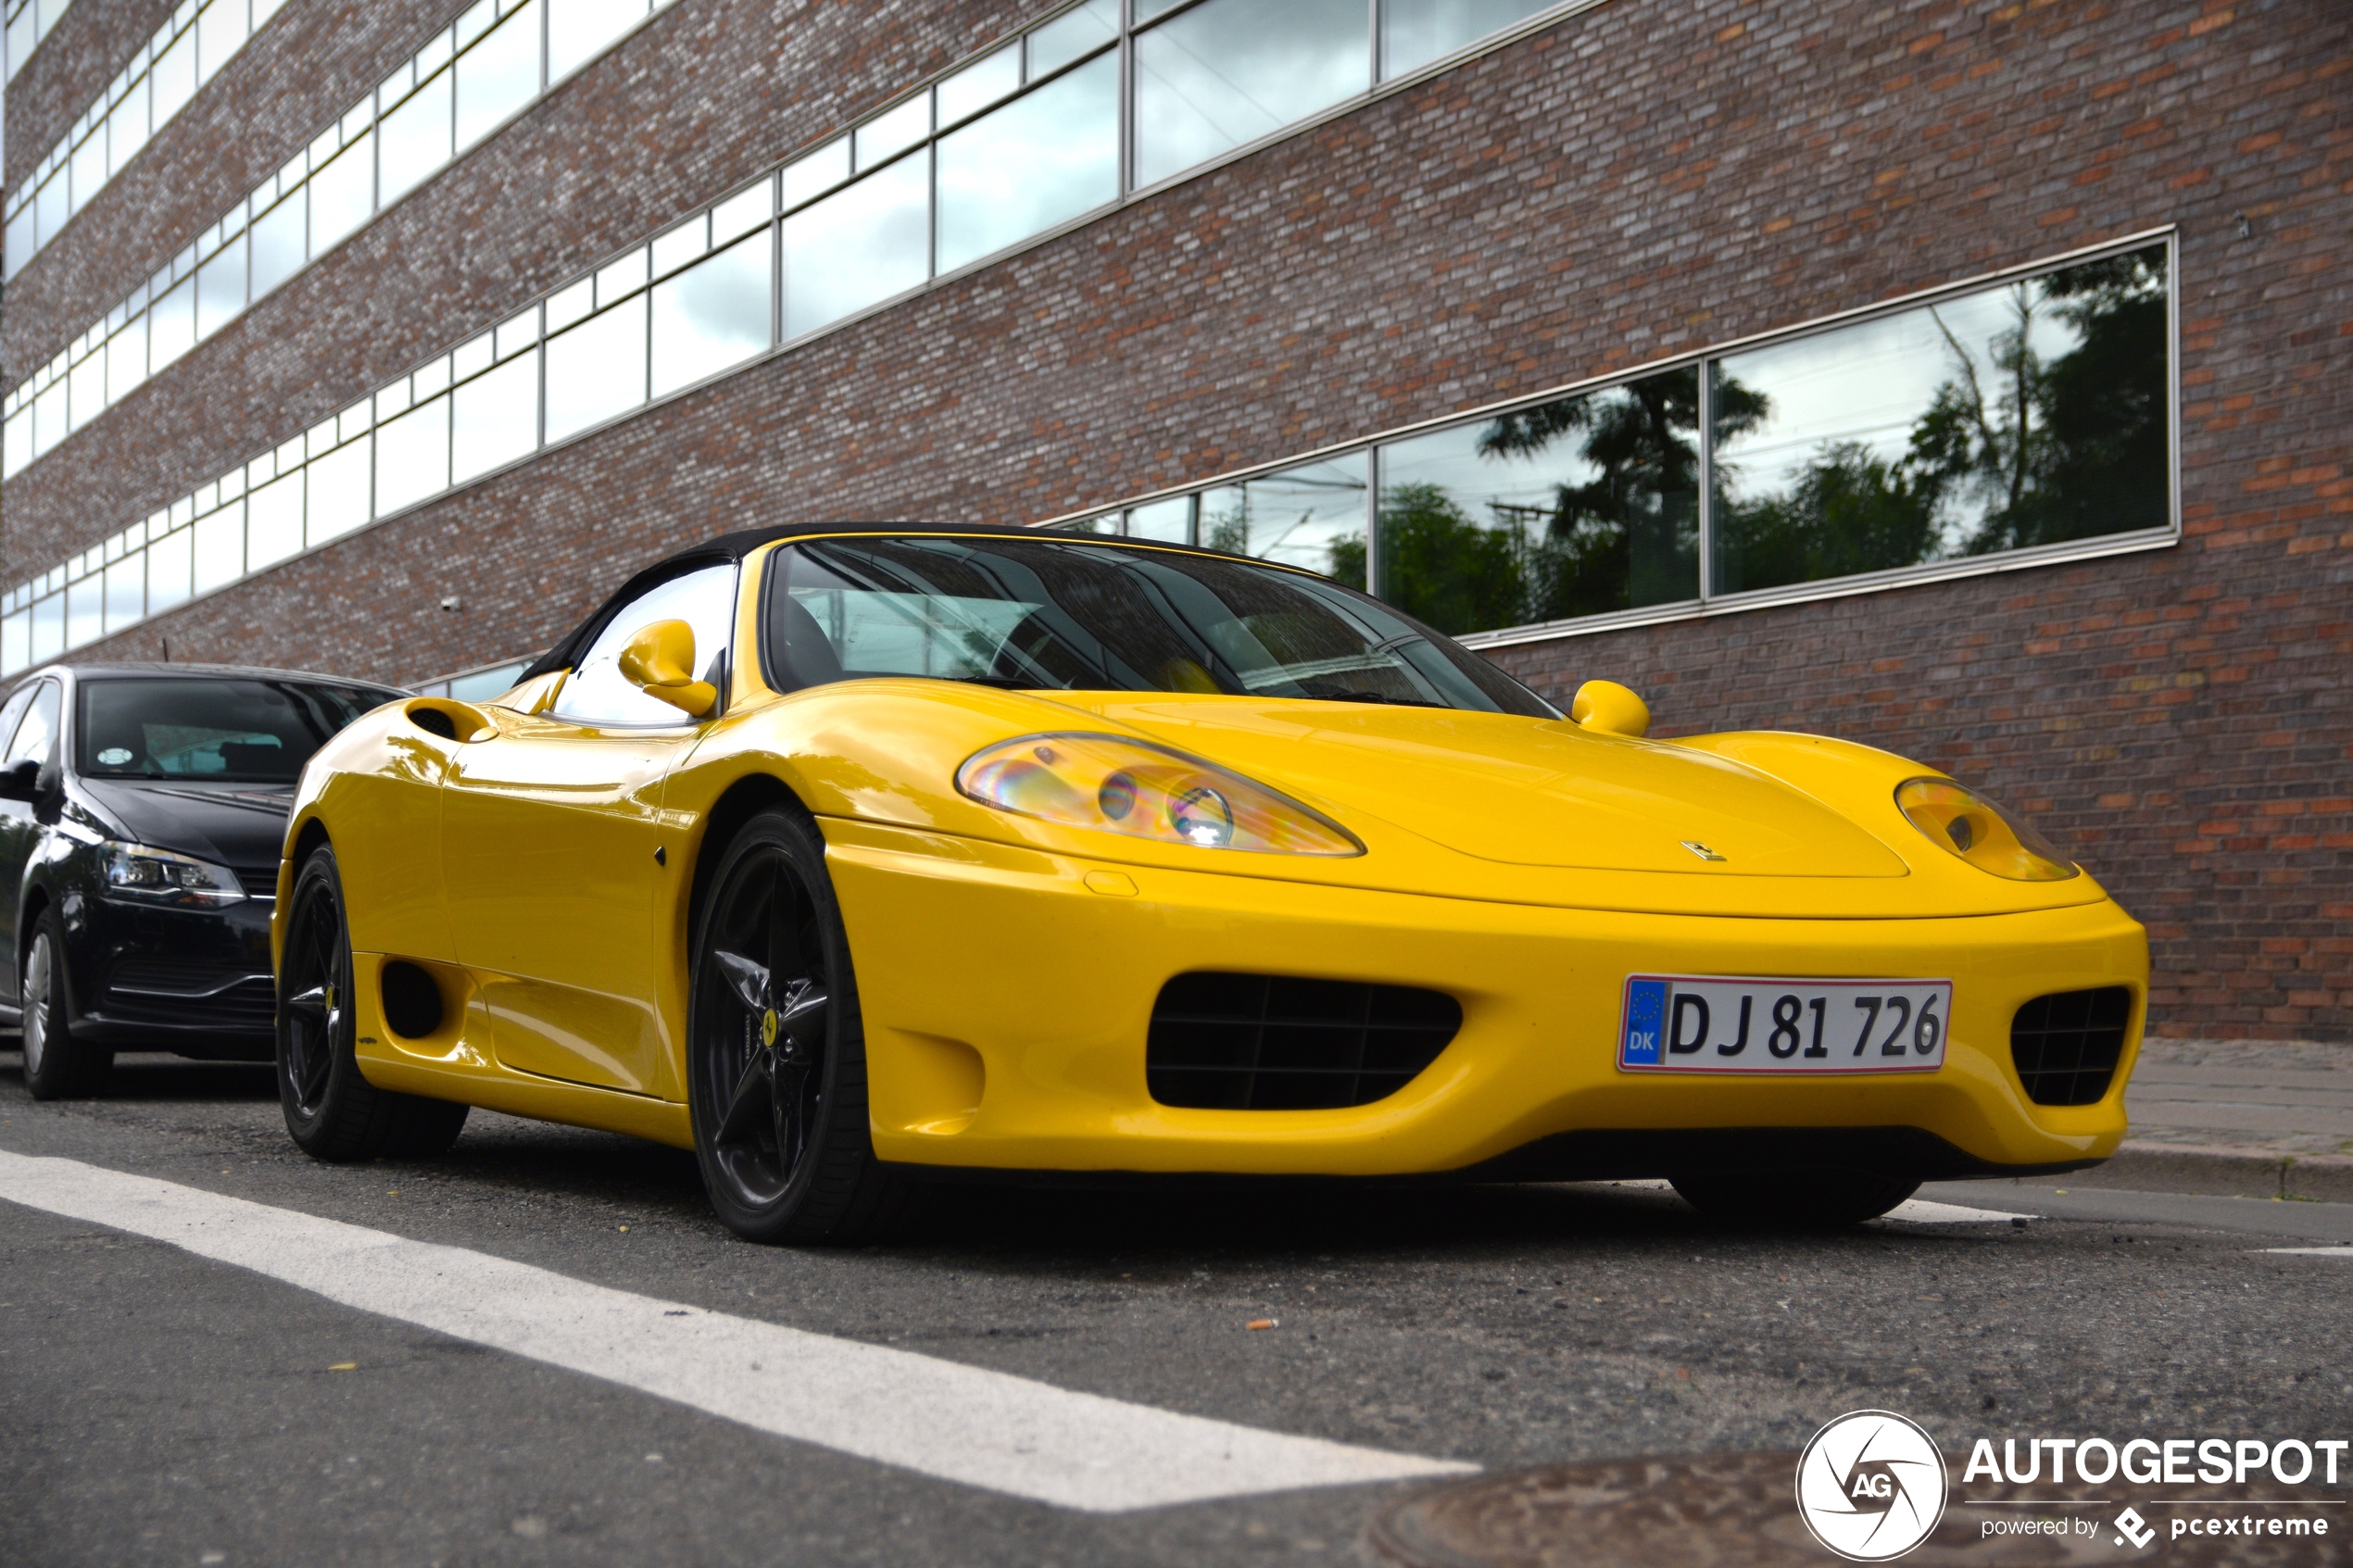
[1620,978,1667,1066]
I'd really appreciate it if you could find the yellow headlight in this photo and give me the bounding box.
[1895,777,2078,882]
[957,734,1364,857]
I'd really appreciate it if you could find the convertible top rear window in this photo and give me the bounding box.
[761,535,1555,717]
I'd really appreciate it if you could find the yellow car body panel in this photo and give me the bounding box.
[277,534,2149,1177]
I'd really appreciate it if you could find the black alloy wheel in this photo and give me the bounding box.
[277,844,468,1160]
[687,806,912,1244]
[1668,1169,1921,1228]
[19,909,111,1099]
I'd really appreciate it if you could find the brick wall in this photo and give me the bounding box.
[11,0,2349,1037]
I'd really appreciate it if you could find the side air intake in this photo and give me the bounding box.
[2010,986,2133,1106]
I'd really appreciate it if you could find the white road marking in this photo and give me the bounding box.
[0,1150,1471,1512]
[2257,1247,2353,1258]
[1884,1198,2036,1223]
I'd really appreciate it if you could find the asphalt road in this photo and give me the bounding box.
[3,1051,2349,1568]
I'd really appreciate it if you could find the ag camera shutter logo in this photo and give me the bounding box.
[1795,1410,1949,1561]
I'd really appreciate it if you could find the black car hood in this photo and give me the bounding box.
[77,779,294,876]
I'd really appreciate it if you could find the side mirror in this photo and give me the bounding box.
[618,620,718,718]
[1570,679,1650,738]
[0,758,40,802]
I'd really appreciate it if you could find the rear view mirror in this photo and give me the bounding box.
[618,620,718,718]
[0,758,39,802]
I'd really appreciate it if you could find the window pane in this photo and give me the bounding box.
[548,0,646,81]
[936,43,1017,127]
[782,153,927,339]
[3,409,29,478]
[195,497,250,590]
[1133,0,1368,188]
[67,348,105,433]
[66,573,101,648]
[457,0,540,148]
[196,0,248,82]
[451,347,539,482]
[248,189,306,297]
[1710,243,2170,596]
[378,67,454,206]
[1199,454,1368,578]
[31,594,65,661]
[151,29,196,124]
[69,128,104,214]
[243,472,301,571]
[1126,496,1191,543]
[31,382,66,458]
[375,393,450,514]
[104,553,145,634]
[854,96,929,171]
[6,207,34,279]
[1028,0,1117,76]
[936,52,1116,275]
[782,135,849,209]
[308,440,372,545]
[145,275,197,372]
[195,232,246,339]
[544,294,648,441]
[1382,0,1554,78]
[308,131,374,254]
[1378,369,1700,634]
[650,230,770,397]
[552,562,736,725]
[1,611,26,677]
[107,317,147,404]
[148,526,195,611]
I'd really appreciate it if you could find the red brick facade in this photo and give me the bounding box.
[4,0,2347,1037]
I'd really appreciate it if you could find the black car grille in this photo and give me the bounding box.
[106,960,277,1030]
[1145,972,1462,1110]
[2010,987,2134,1106]
[233,864,280,897]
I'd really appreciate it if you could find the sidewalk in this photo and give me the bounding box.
[2076,1035,2353,1203]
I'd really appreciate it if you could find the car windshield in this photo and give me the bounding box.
[763,536,1557,717]
[78,678,396,784]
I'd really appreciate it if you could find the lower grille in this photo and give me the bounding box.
[106,960,277,1030]
[1146,972,1462,1110]
[233,864,281,897]
[2010,986,2133,1106]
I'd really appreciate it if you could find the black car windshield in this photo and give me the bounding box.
[78,678,395,783]
[763,537,1557,717]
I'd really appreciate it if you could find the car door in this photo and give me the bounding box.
[0,679,60,1007]
[440,562,737,1097]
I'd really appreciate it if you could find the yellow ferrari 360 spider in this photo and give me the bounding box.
[274,524,2146,1241]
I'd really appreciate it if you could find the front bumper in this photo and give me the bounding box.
[822,819,2148,1178]
[67,892,276,1058]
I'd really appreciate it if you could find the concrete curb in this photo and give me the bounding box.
[2066,1142,2353,1205]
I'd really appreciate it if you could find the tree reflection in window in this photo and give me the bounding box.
[1364,366,1705,635]
[1712,244,2168,595]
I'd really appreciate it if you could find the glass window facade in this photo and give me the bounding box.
[1047,241,2173,646]
[6,0,1575,483]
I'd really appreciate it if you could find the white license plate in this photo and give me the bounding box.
[1617,974,1952,1074]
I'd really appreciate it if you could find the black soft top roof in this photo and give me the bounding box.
[521,521,1237,681]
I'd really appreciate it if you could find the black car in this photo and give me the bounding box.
[0,662,403,1098]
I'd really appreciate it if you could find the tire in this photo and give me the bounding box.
[686,804,915,1244]
[20,910,110,1099]
[278,843,469,1160]
[1669,1170,1920,1228]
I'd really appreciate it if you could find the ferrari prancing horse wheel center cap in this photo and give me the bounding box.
[760,1008,779,1048]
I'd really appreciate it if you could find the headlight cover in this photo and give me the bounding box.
[956,734,1363,856]
[101,843,248,907]
[1895,778,2077,882]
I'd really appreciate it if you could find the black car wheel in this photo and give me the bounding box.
[1669,1170,1920,1227]
[278,843,468,1160]
[20,909,111,1099]
[686,805,913,1244]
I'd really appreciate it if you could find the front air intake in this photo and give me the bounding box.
[1145,972,1462,1110]
[2010,986,2133,1106]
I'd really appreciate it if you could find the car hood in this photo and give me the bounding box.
[1049,696,1910,879]
[77,779,294,874]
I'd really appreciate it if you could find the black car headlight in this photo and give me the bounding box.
[101,844,248,907]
